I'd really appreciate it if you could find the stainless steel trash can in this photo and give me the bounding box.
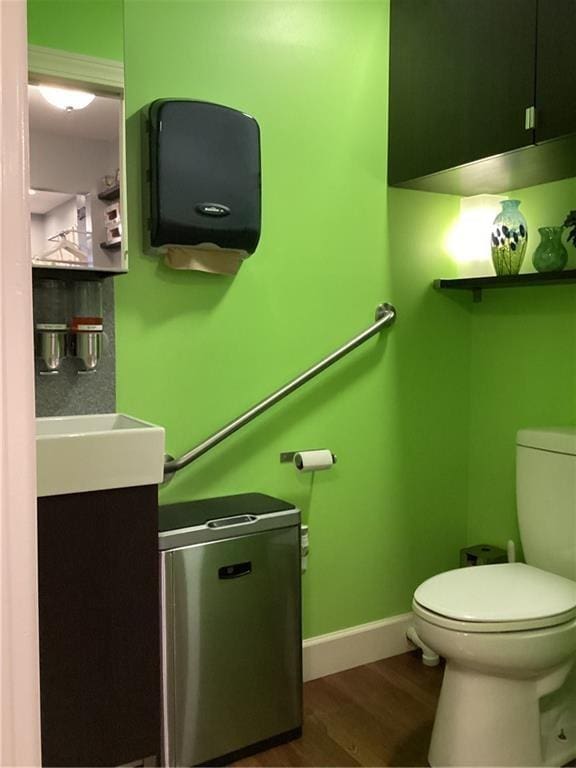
[159,493,302,767]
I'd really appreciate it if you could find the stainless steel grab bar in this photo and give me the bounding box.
[164,302,396,477]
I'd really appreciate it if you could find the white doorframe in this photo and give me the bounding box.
[0,1,42,765]
[28,44,124,93]
[0,33,126,765]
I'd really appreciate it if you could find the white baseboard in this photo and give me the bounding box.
[303,612,414,682]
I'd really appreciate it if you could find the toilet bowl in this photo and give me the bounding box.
[414,563,576,767]
[412,428,576,767]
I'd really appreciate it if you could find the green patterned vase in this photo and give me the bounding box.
[490,200,528,275]
[532,226,568,273]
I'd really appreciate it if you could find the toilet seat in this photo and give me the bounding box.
[412,600,576,632]
[414,562,576,633]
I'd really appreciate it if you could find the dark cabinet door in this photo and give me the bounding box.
[38,486,160,767]
[388,0,537,184]
[535,0,576,142]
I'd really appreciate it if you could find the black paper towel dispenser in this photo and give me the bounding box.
[143,100,261,274]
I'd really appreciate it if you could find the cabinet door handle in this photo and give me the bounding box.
[525,106,536,131]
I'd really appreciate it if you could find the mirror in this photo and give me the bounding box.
[30,191,92,265]
[28,84,123,272]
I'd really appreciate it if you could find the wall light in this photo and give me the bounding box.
[39,85,95,112]
[445,194,505,277]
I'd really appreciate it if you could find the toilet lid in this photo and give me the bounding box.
[414,563,576,626]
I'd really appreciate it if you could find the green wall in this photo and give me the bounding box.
[29,0,576,640]
[118,0,470,638]
[27,0,123,61]
[465,178,576,551]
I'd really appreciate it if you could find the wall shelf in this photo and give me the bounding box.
[434,269,576,302]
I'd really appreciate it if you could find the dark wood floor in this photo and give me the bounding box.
[233,652,443,767]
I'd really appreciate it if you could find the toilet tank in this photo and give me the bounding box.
[517,428,576,580]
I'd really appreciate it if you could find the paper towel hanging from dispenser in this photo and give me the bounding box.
[143,99,261,275]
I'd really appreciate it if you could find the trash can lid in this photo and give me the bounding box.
[159,492,296,533]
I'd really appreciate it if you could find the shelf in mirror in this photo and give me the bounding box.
[97,184,120,202]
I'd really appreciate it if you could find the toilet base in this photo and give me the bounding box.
[540,664,576,766]
[429,661,576,767]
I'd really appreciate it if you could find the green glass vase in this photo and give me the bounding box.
[490,200,528,275]
[532,226,568,273]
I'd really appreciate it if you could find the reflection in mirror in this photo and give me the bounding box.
[28,84,123,271]
[30,191,92,265]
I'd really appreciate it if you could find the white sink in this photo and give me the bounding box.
[36,413,165,497]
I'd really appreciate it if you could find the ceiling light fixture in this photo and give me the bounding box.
[39,85,95,112]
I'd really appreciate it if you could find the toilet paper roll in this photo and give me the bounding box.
[293,450,335,472]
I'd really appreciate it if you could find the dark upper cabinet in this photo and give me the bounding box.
[388,0,576,195]
[535,0,576,142]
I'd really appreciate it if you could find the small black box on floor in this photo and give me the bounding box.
[460,544,508,567]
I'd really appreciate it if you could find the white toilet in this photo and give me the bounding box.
[413,428,576,767]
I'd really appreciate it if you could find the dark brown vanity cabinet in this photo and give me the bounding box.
[388,0,576,194]
[38,486,161,767]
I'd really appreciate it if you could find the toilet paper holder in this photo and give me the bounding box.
[280,450,337,465]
